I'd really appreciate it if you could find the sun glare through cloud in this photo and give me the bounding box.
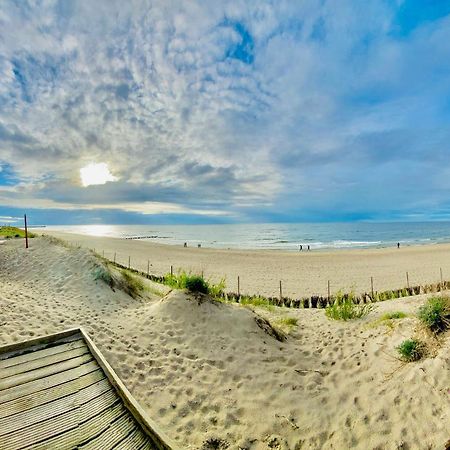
[80,163,117,187]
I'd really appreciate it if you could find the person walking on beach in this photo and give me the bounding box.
[299,244,303,251]
[307,245,310,251]
[397,242,400,249]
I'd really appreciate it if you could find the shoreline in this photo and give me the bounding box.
[41,230,450,298]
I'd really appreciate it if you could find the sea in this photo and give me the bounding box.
[45,222,450,252]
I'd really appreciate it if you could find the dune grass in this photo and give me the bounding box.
[381,311,407,320]
[120,269,145,298]
[397,339,423,362]
[326,291,373,321]
[163,271,225,295]
[239,296,275,311]
[0,226,35,239]
[417,296,450,333]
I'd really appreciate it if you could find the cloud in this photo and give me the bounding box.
[0,0,449,223]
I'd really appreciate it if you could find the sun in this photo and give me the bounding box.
[80,163,117,187]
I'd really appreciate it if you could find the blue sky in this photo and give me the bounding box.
[0,0,450,225]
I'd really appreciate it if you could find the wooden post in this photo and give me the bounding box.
[440,267,443,285]
[406,271,409,289]
[371,276,374,299]
[279,280,283,301]
[327,280,330,301]
[24,214,29,249]
[128,256,130,269]
[237,276,240,297]
[201,270,204,278]
[170,265,173,276]
[147,260,150,277]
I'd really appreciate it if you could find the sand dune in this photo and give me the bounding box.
[0,236,449,449]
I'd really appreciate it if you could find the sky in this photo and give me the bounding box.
[1,0,450,225]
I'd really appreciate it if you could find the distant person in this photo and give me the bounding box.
[307,245,310,251]
[397,242,400,249]
[184,242,187,247]
[198,243,201,248]
[299,244,303,251]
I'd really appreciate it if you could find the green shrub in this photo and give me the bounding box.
[0,226,36,238]
[417,296,450,332]
[277,317,298,327]
[397,339,423,362]
[185,275,209,293]
[326,291,373,321]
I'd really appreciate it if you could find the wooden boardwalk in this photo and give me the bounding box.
[0,329,178,450]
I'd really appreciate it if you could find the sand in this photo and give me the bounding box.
[43,230,450,298]
[0,236,449,449]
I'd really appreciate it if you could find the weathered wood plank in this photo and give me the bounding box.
[26,403,126,450]
[0,369,104,419]
[0,360,99,405]
[0,345,89,380]
[0,354,93,391]
[114,427,153,450]
[0,339,86,370]
[0,378,111,436]
[78,413,137,449]
[1,389,119,450]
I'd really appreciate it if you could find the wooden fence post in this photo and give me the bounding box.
[128,256,130,269]
[406,271,409,288]
[148,260,150,277]
[170,265,173,276]
[327,280,330,302]
[24,214,29,249]
[440,267,443,286]
[279,280,283,301]
[371,276,374,299]
[237,276,240,297]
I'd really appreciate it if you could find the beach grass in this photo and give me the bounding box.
[0,226,35,239]
[326,291,373,320]
[239,296,275,311]
[163,271,225,295]
[120,269,145,298]
[397,339,423,362]
[417,296,450,333]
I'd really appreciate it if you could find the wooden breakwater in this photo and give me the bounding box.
[103,256,449,309]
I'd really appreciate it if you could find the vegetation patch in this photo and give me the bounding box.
[120,269,145,298]
[417,296,450,333]
[0,226,35,239]
[397,339,423,362]
[163,271,225,295]
[381,311,407,320]
[239,296,275,311]
[93,265,114,288]
[325,291,373,321]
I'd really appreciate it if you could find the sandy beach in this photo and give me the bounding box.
[0,235,448,449]
[42,230,450,298]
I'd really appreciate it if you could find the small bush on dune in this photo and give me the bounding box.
[417,296,450,333]
[185,275,209,293]
[163,271,221,294]
[278,317,298,327]
[326,290,373,321]
[397,339,423,362]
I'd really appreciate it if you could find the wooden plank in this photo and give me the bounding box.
[0,378,111,436]
[0,354,93,391]
[0,339,86,370]
[26,403,126,450]
[0,329,82,361]
[0,360,99,405]
[1,389,119,450]
[80,328,179,450]
[78,413,137,450]
[0,369,104,419]
[0,345,90,380]
[114,428,153,450]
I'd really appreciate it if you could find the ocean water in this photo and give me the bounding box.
[45,222,450,251]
